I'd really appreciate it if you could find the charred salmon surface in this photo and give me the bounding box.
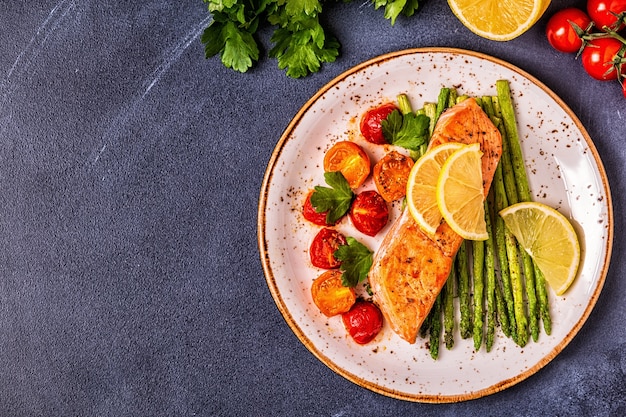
[369,98,502,344]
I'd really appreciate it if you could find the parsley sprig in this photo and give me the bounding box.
[334,237,373,288]
[372,0,420,26]
[381,110,430,151]
[202,0,423,77]
[310,171,354,224]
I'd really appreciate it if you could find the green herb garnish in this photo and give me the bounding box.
[372,0,421,25]
[381,110,430,151]
[334,237,373,288]
[201,0,424,77]
[310,172,354,224]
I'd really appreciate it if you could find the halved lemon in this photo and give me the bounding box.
[447,0,552,41]
[406,142,466,235]
[499,201,581,295]
[436,143,488,240]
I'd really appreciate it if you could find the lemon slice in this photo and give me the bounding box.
[406,142,466,235]
[499,202,581,295]
[436,143,488,240]
[447,0,552,41]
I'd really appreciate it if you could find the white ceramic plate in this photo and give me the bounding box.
[257,48,613,402]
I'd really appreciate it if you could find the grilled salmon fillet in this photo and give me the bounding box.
[369,98,502,343]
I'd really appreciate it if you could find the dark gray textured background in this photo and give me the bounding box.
[0,1,624,415]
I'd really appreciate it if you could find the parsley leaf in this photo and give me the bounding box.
[310,172,354,224]
[373,0,421,25]
[202,18,260,73]
[202,0,425,77]
[202,0,273,73]
[280,0,322,16]
[381,110,430,151]
[268,16,339,78]
[334,237,373,288]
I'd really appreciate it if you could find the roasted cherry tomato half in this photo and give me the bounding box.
[546,8,591,53]
[360,103,398,145]
[581,37,623,80]
[303,191,335,226]
[349,190,389,236]
[373,150,414,202]
[342,300,383,344]
[310,227,347,269]
[311,270,356,317]
[587,0,626,31]
[323,141,371,189]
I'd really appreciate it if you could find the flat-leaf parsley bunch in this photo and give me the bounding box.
[201,0,422,78]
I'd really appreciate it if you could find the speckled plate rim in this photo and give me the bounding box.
[257,47,614,403]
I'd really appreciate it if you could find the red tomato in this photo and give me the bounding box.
[302,191,335,226]
[587,0,626,31]
[581,37,623,80]
[323,141,371,189]
[373,151,414,202]
[311,270,356,317]
[623,82,626,98]
[349,190,389,236]
[545,8,591,53]
[310,228,347,269]
[342,300,383,344]
[360,103,398,145]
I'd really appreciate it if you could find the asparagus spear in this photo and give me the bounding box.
[492,97,519,206]
[521,251,539,341]
[443,268,456,349]
[494,270,511,338]
[435,87,450,123]
[397,93,413,115]
[472,238,485,350]
[447,88,458,108]
[419,307,432,338]
[495,80,530,203]
[534,267,552,335]
[484,199,497,352]
[423,102,437,154]
[457,240,472,339]
[504,222,528,346]
[429,293,443,359]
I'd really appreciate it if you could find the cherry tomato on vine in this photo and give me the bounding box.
[546,8,591,53]
[311,270,356,317]
[360,103,398,145]
[323,141,371,189]
[350,190,389,236]
[587,0,626,31]
[581,37,623,80]
[373,150,414,202]
[342,300,383,344]
[310,227,347,269]
[303,191,335,226]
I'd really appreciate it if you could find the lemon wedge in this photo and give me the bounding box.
[499,201,581,295]
[436,143,488,240]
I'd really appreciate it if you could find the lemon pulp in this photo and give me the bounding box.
[436,143,488,241]
[499,201,581,295]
